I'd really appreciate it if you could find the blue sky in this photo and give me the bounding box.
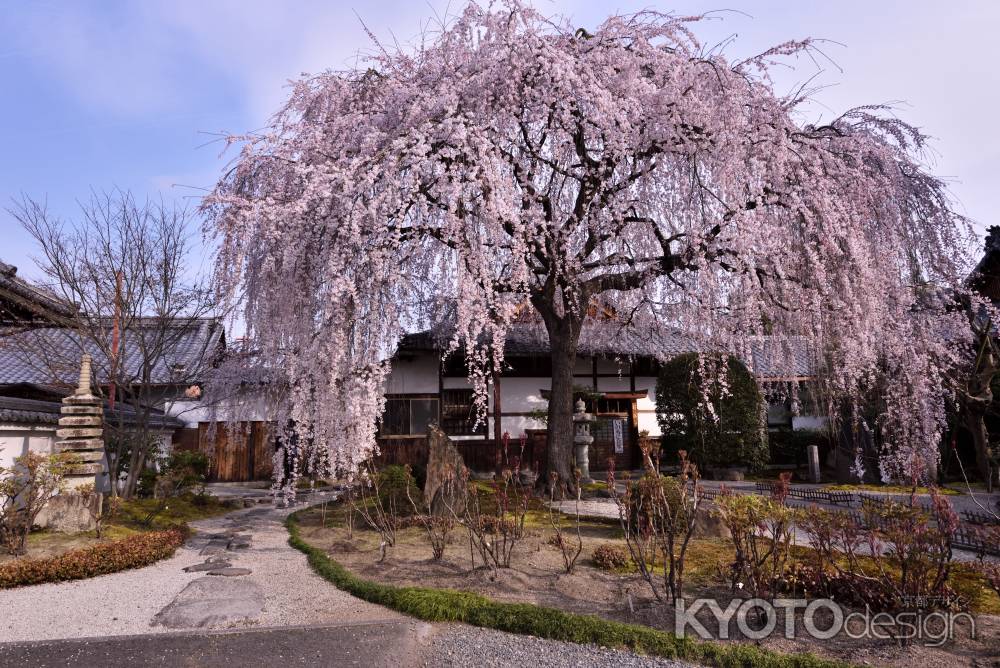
[2,1,996,281]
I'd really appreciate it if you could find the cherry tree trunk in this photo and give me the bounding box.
[963,407,995,494]
[543,314,583,495]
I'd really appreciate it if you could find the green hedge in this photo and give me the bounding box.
[286,511,852,668]
[0,526,189,588]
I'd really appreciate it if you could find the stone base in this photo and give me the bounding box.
[709,467,745,481]
[36,492,102,533]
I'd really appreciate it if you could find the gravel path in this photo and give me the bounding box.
[0,503,696,666]
[424,625,690,667]
[0,504,400,642]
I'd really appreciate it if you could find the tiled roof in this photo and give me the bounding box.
[0,395,183,429]
[0,261,75,324]
[0,318,224,388]
[399,323,817,378]
[746,336,817,380]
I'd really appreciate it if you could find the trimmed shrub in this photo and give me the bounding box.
[656,353,768,472]
[592,543,629,571]
[0,527,188,588]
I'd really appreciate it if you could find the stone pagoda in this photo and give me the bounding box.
[55,354,106,488]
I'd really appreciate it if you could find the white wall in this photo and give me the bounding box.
[167,388,276,427]
[386,355,439,394]
[0,426,57,470]
[383,352,835,442]
[633,376,659,436]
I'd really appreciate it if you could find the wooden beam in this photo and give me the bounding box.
[493,371,503,477]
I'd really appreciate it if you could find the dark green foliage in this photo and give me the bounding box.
[136,468,159,498]
[286,511,855,668]
[377,464,420,517]
[656,354,768,472]
[165,450,210,488]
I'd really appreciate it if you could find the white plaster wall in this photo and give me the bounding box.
[635,376,660,436]
[0,426,57,470]
[596,377,632,392]
[173,388,277,425]
[495,377,548,413]
[386,354,439,394]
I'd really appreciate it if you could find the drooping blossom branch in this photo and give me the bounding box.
[204,2,977,487]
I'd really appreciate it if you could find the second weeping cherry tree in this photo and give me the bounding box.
[204,3,978,490]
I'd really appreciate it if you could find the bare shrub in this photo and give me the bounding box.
[455,462,531,572]
[976,558,1000,598]
[608,448,701,603]
[547,469,583,574]
[405,466,455,561]
[797,488,962,613]
[714,491,796,599]
[349,460,401,562]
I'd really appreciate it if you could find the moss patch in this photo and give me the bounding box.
[820,484,962,496]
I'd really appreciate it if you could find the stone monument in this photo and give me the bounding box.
[573,398,595,483]
[39,355,105,531]
[424,425,468,516]
[56,354,106,487]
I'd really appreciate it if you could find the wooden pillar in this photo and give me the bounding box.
[493,372,503,476]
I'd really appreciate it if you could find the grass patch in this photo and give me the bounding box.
[286,510,854,668]
[109,492,240,531]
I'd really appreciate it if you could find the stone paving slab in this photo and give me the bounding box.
[151,577,264,629]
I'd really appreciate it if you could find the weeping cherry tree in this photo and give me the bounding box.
[205,3,976,489]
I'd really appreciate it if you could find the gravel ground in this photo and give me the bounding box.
[424,625,691,667]
[0,504,400,642]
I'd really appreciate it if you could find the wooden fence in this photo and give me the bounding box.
[196,422,274,482]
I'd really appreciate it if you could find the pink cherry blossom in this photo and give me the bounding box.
[204,3,977,488]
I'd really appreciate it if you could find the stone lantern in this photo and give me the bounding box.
[573,397,595,483]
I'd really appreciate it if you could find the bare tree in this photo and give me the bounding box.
[7,190,218,498]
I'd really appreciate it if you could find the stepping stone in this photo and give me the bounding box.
[199,538,230,556]
[152,577,264,629]
[207,567,252,577]
[200,546,226,556]
[183,561,233,572]
[227,535,252,550]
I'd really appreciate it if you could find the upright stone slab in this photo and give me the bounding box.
[807,445,821,484]
[424,425,468,516]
